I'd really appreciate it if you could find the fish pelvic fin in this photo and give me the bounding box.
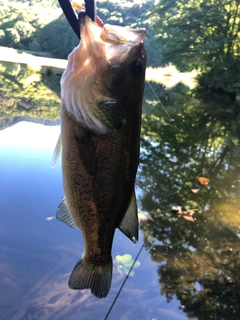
[118,191,139,243]
[56,198,79,229]
[68,257,113,299]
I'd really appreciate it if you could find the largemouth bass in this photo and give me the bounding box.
[54,12,146,298]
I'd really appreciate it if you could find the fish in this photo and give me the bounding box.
[53,12,146,298]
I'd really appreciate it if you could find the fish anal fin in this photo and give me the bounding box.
[68,257,113,299]
[74,129,98,176]
[51,134,62,168]
[118,191,138,243]
[56,198,79,230]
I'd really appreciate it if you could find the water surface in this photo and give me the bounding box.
[1,61,240,320]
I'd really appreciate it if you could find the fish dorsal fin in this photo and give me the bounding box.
[56,198,79,229]
[51,134,62,168]
[118,191,138,243]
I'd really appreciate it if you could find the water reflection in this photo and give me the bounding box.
[139,84,240,319]
[0,61,61,127]
[1,60,240,319]
[0,62,184,320]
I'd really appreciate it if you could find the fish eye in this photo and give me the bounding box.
[130,60,143,77]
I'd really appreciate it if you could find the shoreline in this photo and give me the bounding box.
[0,46,67,70]
[0,46,197,88]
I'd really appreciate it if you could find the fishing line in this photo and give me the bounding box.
[104,227,157,320]
[103,234,149,320]
[147,81,180,132]
[104,106,176,317]
[104,188,174,319]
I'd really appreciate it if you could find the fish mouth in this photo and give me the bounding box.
[79,12,146,65]
[61,13,146,134]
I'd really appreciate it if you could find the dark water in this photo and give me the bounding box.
[1,61,240,320]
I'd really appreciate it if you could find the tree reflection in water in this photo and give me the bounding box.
[138,84,240,319]
[2,59,240,318]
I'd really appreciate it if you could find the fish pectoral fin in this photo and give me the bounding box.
[56,198,79,229]
[118,191,138,243]
[51,134,62,168]
[75,128,98,176]
[95,100,126,132]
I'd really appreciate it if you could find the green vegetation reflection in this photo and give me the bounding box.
[139,83,240,319]
[0,61,61,124]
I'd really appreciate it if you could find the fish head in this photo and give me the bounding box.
[61,13,146,133]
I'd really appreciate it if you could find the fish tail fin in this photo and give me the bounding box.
[68,257,113,299]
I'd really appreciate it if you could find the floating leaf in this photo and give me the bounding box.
[117,265,124,275]
[121,254,132,264]
[183,215,195,222]
[191,189,199,193]
[115,255,122,263]
[46,216,55,221]
[171,205,182,214]
[129,270,135,277]
[134,260,141,268]
[138,211,150,221]
[198,176,210,185]
[115,254,141,277]
[123,260,133,268]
